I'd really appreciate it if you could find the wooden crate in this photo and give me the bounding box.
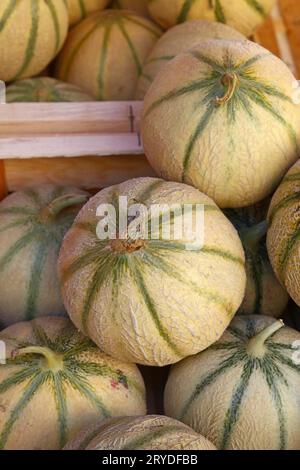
[0,0,299,200]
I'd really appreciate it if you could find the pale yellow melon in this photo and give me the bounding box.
[6,77,94,102]
[0,317,146,450]
[67,0,110,25]
[141,39,300,208]
[58,177,246,366]
[267,159,300,307]
[136,19,245,99]
[165,315,300,450]
[147,0,276,36]
[54,10,162,100]
[0,0,68,82]
[0,185,89,327]
[64,415,217,450]
[112,0,150,18]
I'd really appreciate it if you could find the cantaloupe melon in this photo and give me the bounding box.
[225,202,289,317]
[64,415,216,450]
[147,0,276,36]
[0,316,146,450]
[58,177,246,366]
[0,0,69,82]
[136,19,245,99]
[0,185,89,327]
[141,39,300,208]
[267,159,300,307]
[112,0,150,18]
[67,0,110,25]
[6,77,94,102]
[165,315,300,450]
[54,10,161,100]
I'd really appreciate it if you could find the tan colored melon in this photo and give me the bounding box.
[64,415,217,450]
[136,19,245,99]
[67,0,110,26]
[267,159,300,307]
[0,317,146,450]
[0,185,89,327]
[6,77,94,102]
[165,315,300,450]
[147,0,276,36]
[112,0,150,18]
[54,10,162,100]
[0,0,68,82]
[58,177,246,366]
[141,39,300,208]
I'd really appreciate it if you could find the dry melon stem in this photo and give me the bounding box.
[216,73,238,105]
[39,194,88,222]
[246,319,284,357]
[110,238,145,253]
[16,346,64,372]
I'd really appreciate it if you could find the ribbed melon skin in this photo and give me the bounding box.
[0,317,146,450]
[267,159,300,307]
[112,0,150,18]
[54,9,162,100]
[141,39,300,208]
[6,77,94,102]
[0,0,68,82]
[64,415,217,450]
[58,177,246,366]
[147,0,276,36]
[67,0,110,25]
[136,19,245,99]
[0,185,89,328]
[165,315,300,450]
[225,202,289,317]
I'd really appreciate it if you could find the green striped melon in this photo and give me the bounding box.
[225,202,289,317]
[6,77,94,102]
[54,10,162,100]
[165,315,300,450]
[141,39,300,209]
[64,415,217,450]
[67,0,110,26]
[0,0,69,82]
[0,316,146,450]
[147,0,276,36]
[58,177,246,367]
[112,0,150,18]
[0,185,89,328]
[267,159,300,307]
[136,19,245,99]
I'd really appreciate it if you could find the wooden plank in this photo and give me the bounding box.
[4,155,156,192]
[254,16,280,58]
[0,133,143,158]
[278,0,300,78]
[0,101,142,136]
[0,160,7,200]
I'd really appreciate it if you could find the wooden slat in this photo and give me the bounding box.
[4,155,156,192]
[0,101,142,136]
[254,16,280,57]
[0,160,7,200]
[0,133,143,158]
[278,0,300,78]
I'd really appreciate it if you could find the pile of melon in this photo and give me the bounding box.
[2,0,300,453]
